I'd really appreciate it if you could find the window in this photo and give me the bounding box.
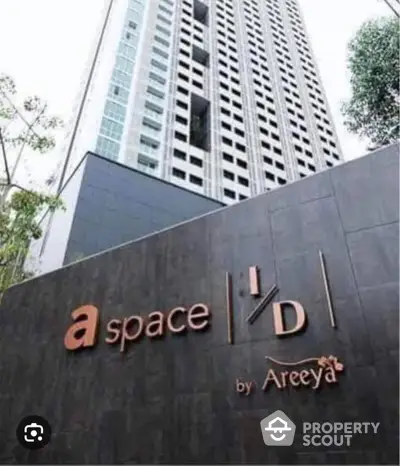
[190,174,203,186]
[179,60,190,69]
[176,115,188,125]
[193,81,203,89]
[104,100,126,122]
[237,159,247,169]
[178,72,189,82]
[128,20,137,30]
[235,128,245,137]
[115,56,134,74]
[224,188,236,199]
[223,152,233,162]
[96,136,119,160]
[174,149,186,160]
[265,172,275,181]
[177,85,189,95]
[236,142,246,152]
[223,170,235,181]
[176,100,188,110]
[172,167,186,179]
[190,155,203,167]
[100,117,123,140]
[238,176,249,187]
[175,131,187,142]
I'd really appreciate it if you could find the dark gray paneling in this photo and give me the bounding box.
[64,153,224,263]
[330,144,399,233]
[0,144,398,464]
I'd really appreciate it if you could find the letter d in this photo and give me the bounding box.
[273,300,307,336]
[64,305,99,350]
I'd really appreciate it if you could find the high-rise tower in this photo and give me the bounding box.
[30,0,345,274]
[58,0,343,205]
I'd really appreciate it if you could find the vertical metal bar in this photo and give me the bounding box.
[56,0,115,194]
[225,272,234,344]
[319,250,336,328]
[38,0,115,257]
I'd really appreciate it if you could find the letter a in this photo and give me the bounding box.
[273,301,307,337]
[64,305,99,350]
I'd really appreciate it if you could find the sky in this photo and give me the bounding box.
[0,0,391,186]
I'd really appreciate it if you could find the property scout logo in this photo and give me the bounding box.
[260,410,380,447]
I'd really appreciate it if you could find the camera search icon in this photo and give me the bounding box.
[16,415,52,450]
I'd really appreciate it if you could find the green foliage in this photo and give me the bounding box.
[0,190,64,269]
[342,17,400,147]
[0,73,64,294]
[0,74,63,153]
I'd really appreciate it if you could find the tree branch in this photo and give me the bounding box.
[0,181,34,194]
[0,89,44,142]
[9,104,47,182]
[0,128,11,185]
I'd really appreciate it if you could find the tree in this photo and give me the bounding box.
[341,17,400,148]
[0,73,64,294]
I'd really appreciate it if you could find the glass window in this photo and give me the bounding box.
[100,117,124,140]
[112,69,131,88]
[96,136,120,160]
[108,85,130,105]
[115,56,134,74]
[118,42,137,59]
[104,100,126,123]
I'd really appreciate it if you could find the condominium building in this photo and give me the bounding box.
[57,0,343,206]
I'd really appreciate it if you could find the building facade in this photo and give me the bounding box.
[1,146,398,464]
[28,152,223,273]
[58,0,343,205]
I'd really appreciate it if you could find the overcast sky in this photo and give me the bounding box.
[0,0,391,185]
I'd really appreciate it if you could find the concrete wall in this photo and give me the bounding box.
[65,152,224,264]
[0,144,398,464]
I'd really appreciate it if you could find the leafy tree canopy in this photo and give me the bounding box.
[0,73,64,293]
[342,17,400,147]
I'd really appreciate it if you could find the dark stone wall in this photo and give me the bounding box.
[0,145,398,464]
[64,153,224,264]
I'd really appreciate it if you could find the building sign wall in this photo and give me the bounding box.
[0,147,397,464]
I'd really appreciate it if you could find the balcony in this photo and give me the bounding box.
[150,65,167,77]
[144,108,163,123]
[141,125,161,142]
[148,80,166,95]
[138,143,159,157]
[146,93,164,106]
[151,56,169,71]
